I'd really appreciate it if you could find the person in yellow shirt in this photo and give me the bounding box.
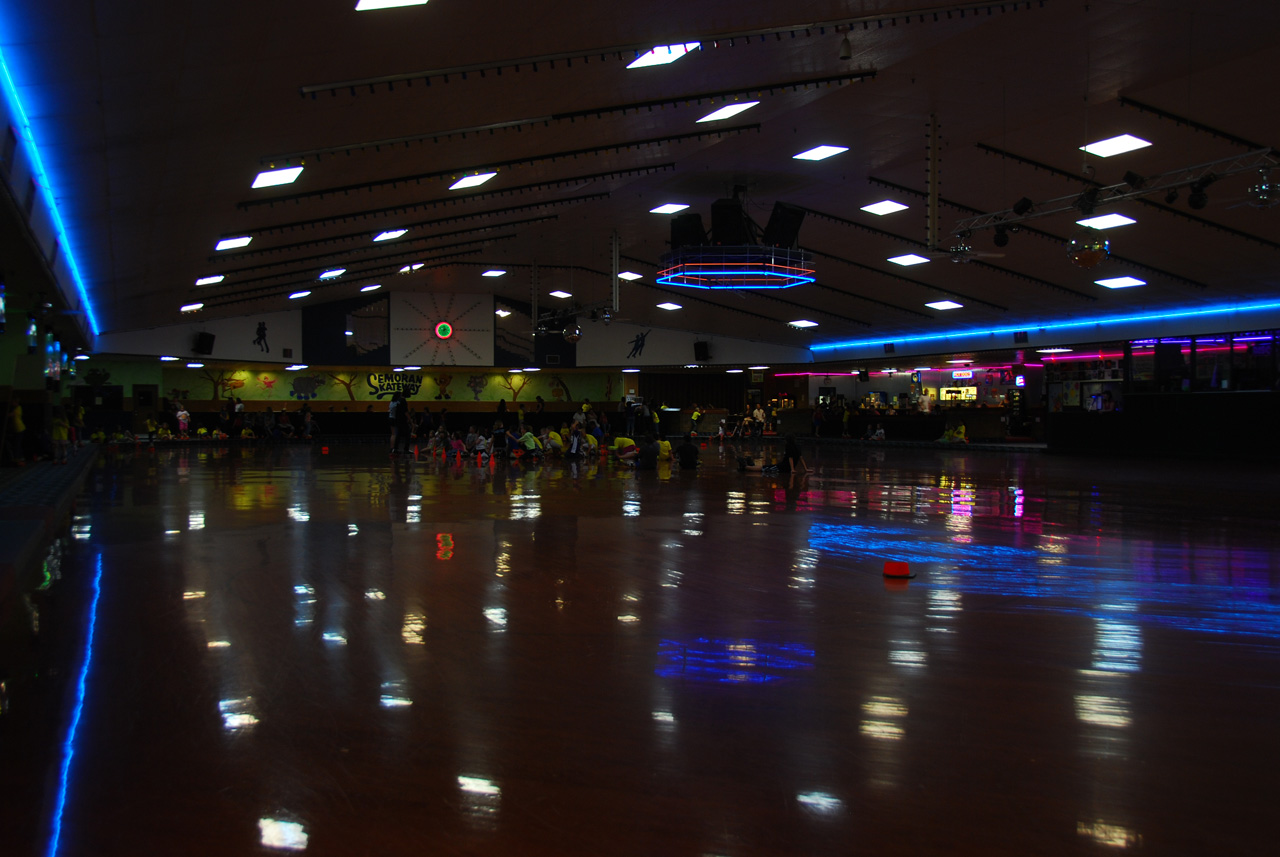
[51,406,71,464]
[5,401,25,465]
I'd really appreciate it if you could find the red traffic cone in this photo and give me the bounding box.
[883,560,915,579]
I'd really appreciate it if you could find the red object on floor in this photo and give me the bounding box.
[883,560,913,578]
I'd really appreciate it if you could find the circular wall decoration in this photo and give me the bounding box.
[434,321,453,339]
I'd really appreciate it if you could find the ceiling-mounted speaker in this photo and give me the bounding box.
[710,198,754,245]
[1013,331,1029,344]
[858,370,869,381]
[762,202,806,249]
[693,341,711,362]
[671,212,707,249]
[193,332,215,355]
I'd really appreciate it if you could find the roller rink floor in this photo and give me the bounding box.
[2,440,1279,856]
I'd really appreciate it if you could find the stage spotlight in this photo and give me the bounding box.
[1122,171,1146,190]
[1187,175,1215,210]
[839,33,852,60]
[1012,197,1034,216]
[993,225,1009,247]
[1164,188,1179,204]
[1073,187,1100,216]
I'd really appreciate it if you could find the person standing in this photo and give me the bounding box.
[388,392,404,455]
[5,400,26,465]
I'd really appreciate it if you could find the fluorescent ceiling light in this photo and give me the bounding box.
[926,300,963,310]
[1076,213,1136,230]
[1080,134,1152,158]
[403,365,422,371]
[696,101,759,123]
[495,309,512,318]
[374,229,408,241]
[684,364,701,368]
[186,362,204,369]
[251,166,304,188]
[73,354,90,361]
[508,368,523,373]
[748,365,769,370]
[215,236,252,251]
[793,145,848,161]
[399,263,425,273]
[360,283,382,292]
[788,319,819,328]
[656,302,682,310]
[622,368,641,373]
[180,303,204,313]
[1036,348,1073,354]
[649,203,689,214]
[286,364,309,370]
[626,43,701,69]
[946,359,972,364]
[344,330,354,336]
[726,369,743,374]
[860,200,909,216]
[618,271,643,281]
[318,268,345,279]
[888,253,930,266]
[482,269,507,277]
[289,291,312,299]
[1095,276,1146,289]
[449,172,497,190]
[195,275,224,286]
[159,356,179,362]
[356,0,429,10]
[523,367,541,372]
[549,290,572,299]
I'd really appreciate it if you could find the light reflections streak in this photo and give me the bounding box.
[401,612,426,644]
[258,818,308,852]
[1077,820,1142,848]
[219,697,260,732]
[796,792,844,814]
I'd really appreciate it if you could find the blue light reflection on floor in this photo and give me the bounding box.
[808,522,1280,640]
[45,553,104,857]
[656,638,815,683]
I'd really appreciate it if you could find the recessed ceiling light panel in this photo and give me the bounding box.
[696,101,759,123]
[251,166,304,188]
[618,271,642,281]
[195,275,225,286]
[374,229,408,241]
[356,0,429,9]
[926,300,963,310]
[1095,276,1146,289]
[860,200,909,216]
[1076,213,1136,230]
[656,302,682,310]
[215,236,252,251]
[482,269,507,277]
[649,204,689,214]
[549,290,572,299]
[289,291,312,300]
[626,43,701,69]
[318,269,345,279]
[495,309,512,318]
[448,172,497,190]
[1079,134,1152,158]
[180,302,204,313]
[360,284,382,292]
[793,145,848,161]
[888,254,930,266]
[1036,347,1073,354]
[788,319,819,328]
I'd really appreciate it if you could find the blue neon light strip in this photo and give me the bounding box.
[811,299,1280,352]
[0,44,100,335]
[46,553,104,857]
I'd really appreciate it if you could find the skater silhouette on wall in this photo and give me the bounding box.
[253,322,269,353]
[626,329,651,359]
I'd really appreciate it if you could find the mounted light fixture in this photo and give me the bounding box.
[1073,187,1100,216]
[992,224,1009,247]
[1188,174,1216,210]
[838,32,852,60]
[1011,197,1034,216]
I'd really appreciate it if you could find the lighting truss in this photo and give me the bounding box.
[658,246,815,289]
[952,149,1278,235]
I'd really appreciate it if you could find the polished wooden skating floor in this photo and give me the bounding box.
[3,442,1279,856]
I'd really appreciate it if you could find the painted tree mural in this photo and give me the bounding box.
[325,372,361,400]
[199,368,247,401]
[496,373,530,401]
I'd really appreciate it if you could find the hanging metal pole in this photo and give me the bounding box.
[926,113,940,251]
[531,262,539,338]
[610,230,621,312]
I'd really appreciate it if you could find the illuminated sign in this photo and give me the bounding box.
[1015,375,1026,387]
[951,369,974,380]
[435,321,453,339]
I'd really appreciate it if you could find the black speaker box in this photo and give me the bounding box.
[710,198,754,245]
[858,370,869,381]
[193,331,216,355]
[762,202,806,248]
[693,341,711,362]
[670,213,707,249]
